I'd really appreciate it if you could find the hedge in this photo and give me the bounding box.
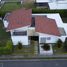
[0,8,67,18]
[32,8,67,17]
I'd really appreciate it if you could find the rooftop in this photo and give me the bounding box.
[35,16,60,36]
[6,8,32,31]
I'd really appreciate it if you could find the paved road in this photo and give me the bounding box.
[0,59,67,67]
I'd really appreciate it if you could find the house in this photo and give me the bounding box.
[35,0,67,10]
[3,8,67,55]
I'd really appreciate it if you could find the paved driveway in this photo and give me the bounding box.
[0,59,67,67]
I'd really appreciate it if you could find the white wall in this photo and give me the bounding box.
[48,1,67,10]
[39,44,53,55]
[11,36,28,45]
[10,26,29,45]
[39,33,58,44]
[59,36,67,42]
[36,0,51,3]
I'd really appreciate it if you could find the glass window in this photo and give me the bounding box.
[13,31,27,36]
[47,37,51,40]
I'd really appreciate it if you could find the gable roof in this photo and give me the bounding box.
[6,8,32,31]
[35,16,60,36]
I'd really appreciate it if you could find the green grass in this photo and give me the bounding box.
[0,2,22,12]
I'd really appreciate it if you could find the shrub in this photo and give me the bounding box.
[0,40,14,55]
[16,42,23,49]
[6,40,14,53]
[41,43,50,51]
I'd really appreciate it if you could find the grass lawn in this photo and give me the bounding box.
[0,2,22,12]
[0,20,10,47]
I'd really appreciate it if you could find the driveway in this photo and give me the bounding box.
[0,59,67,67]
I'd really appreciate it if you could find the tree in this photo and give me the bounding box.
[56,39,63,48]
[63,37,67,51]
[41,43,50,51]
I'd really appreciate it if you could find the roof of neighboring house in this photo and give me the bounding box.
[35,16,60,36]
[6,8,32,31]
[36,0,50,3]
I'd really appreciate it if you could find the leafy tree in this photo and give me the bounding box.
[41,43,50,51]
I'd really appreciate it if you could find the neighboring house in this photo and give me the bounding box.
[3,8,67,46]
[35,0,67,9]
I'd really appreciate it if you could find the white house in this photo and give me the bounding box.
[3,8,67,45]
[3,8,67,55]
[36,0,67,10]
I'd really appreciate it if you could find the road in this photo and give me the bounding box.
[0,59,67,67]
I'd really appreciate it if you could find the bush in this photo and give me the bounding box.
[32,8,67,18]
[16,42,23,49]
[41,43,50,51]
[6,40,14,53]
[56,39,63,48]
[0,40,14,55]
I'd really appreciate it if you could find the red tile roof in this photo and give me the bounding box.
[35,16,60,36]
[6,8,32,31]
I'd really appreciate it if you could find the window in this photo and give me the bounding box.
[47,37,51,40]
[13,31,27,36]
[40,38,46,43]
